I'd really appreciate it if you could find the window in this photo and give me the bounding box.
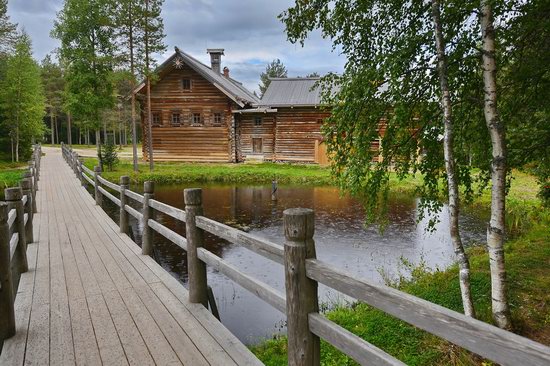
[317,118,324,124]
[252,138,263,153]
[152,112,162,126]
[171,112,181,126]
[192,113,202,125]
[213,113,223,125]
[254,117,262,126]
[182,78,191,91]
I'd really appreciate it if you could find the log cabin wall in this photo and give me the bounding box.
[273,108,331,163]
[235,113,276,162]
[139,63,239,162]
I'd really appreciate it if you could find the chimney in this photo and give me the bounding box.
[206,48,224,74]
[223,66,230,78]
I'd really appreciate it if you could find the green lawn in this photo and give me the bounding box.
[0,161,27,199]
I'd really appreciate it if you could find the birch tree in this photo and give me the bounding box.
[479,0,512,329]
[431,0,475,317]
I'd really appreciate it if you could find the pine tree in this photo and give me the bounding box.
[0,33,46,162]
[41,54,64,145]
[0,0,17,55]
[140,0,166,171]
[259,59,287,96]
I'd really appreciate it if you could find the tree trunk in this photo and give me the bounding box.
[431,0,475,317]
[79,127,82,145]
[55,115,59,145]
[10,136,14,163]
[146,77,154,170]
[129,3,139,172]
[15,127,19,162]
[96,129,103,171]
[67,112,72,146]
[480,0,512,330]
[50,113,55,145]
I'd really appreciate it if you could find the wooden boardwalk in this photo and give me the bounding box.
[0,148,262,366]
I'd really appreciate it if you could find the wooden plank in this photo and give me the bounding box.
[124,205,143,220]
[125,190,144,204]
[149,199,186,222]
[97,175,121,192]
[98,186,121,207]
[306,259,550,366]
[7,208,16,228]
[197,247,286,313]
[148,219,187,251]
[196,215,284,264]
[309,313,405,366]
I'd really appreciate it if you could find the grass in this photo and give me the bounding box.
[83,158,334,185]
[0,158,27,199]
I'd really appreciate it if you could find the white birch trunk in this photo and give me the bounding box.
[431,0,475,317]
[480,0,512,329]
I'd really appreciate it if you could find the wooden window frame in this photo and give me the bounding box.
[254,116,262,126]
[152,112,162,127]
[171,112,182,126]
[192,112,202,126]
[213,112,223,126]
[182,78,192,91]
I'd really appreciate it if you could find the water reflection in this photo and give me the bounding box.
[98,184,487,345]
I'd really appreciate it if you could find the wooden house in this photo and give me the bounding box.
[134,48,378,164]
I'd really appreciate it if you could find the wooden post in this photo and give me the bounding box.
[142,181,154,255]
[94,166,102,206]
[78,158,85,187]
[119,176,130,234]
[271,179,278,201]
[283,208,319,366]
[20,178,33,244]
[24,168,37,213]
[5,188,28,274]
[184,188,208,307]
[0,202,16,342]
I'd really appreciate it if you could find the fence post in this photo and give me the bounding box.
[93,166,102,206]
[142,181,154,255]
[119,176,130,234]
[78,158,85,187]
[5,187,28,274]
[20,178,33,244]
[0,202,16,342]
[24,169,37,214]
[283,208,320,366]
[184,188,208,307]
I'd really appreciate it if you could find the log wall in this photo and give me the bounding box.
[139,63,238,162]
[236,114,276,161]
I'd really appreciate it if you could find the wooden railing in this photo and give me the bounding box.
[61,144,550,366]
[0,145,41,344]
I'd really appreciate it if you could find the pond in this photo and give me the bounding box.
[98,183,487,345]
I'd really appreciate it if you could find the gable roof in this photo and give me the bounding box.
[258,78,323,107]
[133,47,260,107]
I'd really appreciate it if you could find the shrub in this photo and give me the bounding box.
[100,142,119,171]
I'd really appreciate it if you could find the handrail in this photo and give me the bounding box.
[196,216,284,264]
[125,189,144,204]
[197,247,286,313]
[148,219,187,251]
[82,173,94,185]
[82,165,94,176]
[97,175,121,192]
[60,144,550,366]
[7,208,16,228]
[149,199,186,222]
[9,232,18,260]
[1,144,40,344]
[98,186,121,207]
[305,258,550,366]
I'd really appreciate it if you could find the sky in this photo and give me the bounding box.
[7,0,346,93]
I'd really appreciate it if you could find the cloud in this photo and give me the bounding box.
[7,0,345,93]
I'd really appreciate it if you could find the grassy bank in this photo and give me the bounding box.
[83,158,335,185]
[0,160,26,199]
[251,184,550,365]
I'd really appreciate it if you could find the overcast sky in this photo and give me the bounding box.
[7,0,345,93]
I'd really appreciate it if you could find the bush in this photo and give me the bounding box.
[100,142,119,171]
